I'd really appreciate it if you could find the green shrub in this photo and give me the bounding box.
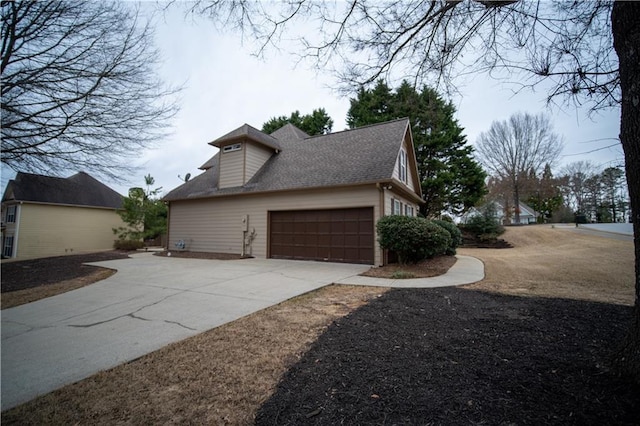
[461,209,504,239]
[432,219,462,255]
[377,215,451,263]
[422,221,452,259]
[113,239,145,250]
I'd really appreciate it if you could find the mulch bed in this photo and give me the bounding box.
[256,288,639,425]
[361,255,457,278]
[1,251,130,293]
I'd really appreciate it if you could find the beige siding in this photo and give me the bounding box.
[384,189,419,217]
[392,137,417,192]
[245,142,273,182]
[168,185,385,264]
[12,203,126,260]
[219,144,245,188]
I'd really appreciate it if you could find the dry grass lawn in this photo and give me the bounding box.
[2,225,635,424]
[460,225,635,306]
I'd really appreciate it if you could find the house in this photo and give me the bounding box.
[1,172,125,260]
[460,201,537,225]
[163,118,423,265]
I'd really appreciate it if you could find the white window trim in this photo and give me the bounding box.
[405,205,414,217]
[6,205,16,223]
[392,199,401,215]
[3,235,14,258]
[222,143,242,153]
[398,149,407,183]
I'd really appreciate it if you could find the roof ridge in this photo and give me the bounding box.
[303,117,409,140]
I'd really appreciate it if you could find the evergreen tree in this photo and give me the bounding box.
[347,80,486,217]
[262,108,333,136]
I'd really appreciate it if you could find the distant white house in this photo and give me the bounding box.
[461,201,537,225]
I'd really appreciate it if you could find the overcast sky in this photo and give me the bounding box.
[1,3,625,197]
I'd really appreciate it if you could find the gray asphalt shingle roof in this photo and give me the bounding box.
[2,172,124,209]
[164,118,410,201]
[209,123,282,151]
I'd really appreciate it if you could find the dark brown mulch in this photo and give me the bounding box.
[153,251,250,260]
[256,288,639,425]
[361,255,457,278]
[1,251,130,293]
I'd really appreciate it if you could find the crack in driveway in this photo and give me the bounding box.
[67,292,189,329]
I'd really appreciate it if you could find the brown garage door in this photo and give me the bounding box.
[269,207,374,264]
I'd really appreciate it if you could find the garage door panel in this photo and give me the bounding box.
[269,207,374,264]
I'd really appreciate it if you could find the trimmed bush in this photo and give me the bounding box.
[461,214,504,239]
[113,239,145,250]
[377,215,451,263]
[433,219,462,255]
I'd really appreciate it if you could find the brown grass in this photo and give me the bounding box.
[2,285,386,425]
[460,225,635,306]
[1,269,116,310]
[2,225,635,424]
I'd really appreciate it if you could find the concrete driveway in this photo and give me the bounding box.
[1,253,370,410]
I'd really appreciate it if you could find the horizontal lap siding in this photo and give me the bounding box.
[219,148,244,189]
[168,186,382,263]
[16,204,125,260]
[245,143,273,182]
[385,190,419,216]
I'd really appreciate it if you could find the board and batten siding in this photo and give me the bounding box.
[244,142,274,182]
[168,185,384,264]
[14,203,125,260]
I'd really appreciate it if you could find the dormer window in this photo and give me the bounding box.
[223,143,242,153]
[398,149,407,183]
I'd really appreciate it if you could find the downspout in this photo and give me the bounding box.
[376,183,385,266]
[165,201,170,250]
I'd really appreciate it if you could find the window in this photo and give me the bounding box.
[392,199,401,215]
[398,149,407,183]
[405,205,414,217]
[222,143,242,153]
[3,235,14,257]
[5,205,16,223]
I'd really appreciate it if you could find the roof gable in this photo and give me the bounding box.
[269,123,310,142]
[164,118,416,201]
[2,172,123,209]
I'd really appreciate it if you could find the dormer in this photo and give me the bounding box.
[209,124,282,189]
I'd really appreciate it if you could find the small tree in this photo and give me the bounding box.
[114,175,167,241]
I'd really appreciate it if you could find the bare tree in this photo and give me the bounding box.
[1,0,179,181]
[187,0,640,382]
[475,112,563,223]
[560,161,598,214]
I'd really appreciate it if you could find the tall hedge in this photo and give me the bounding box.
[377,215,451,263]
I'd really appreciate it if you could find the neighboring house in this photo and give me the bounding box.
[1,172,125,260]
[164,118,423,265]
[461,201,537,225]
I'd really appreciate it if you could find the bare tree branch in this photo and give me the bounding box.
[1,0,180,182]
